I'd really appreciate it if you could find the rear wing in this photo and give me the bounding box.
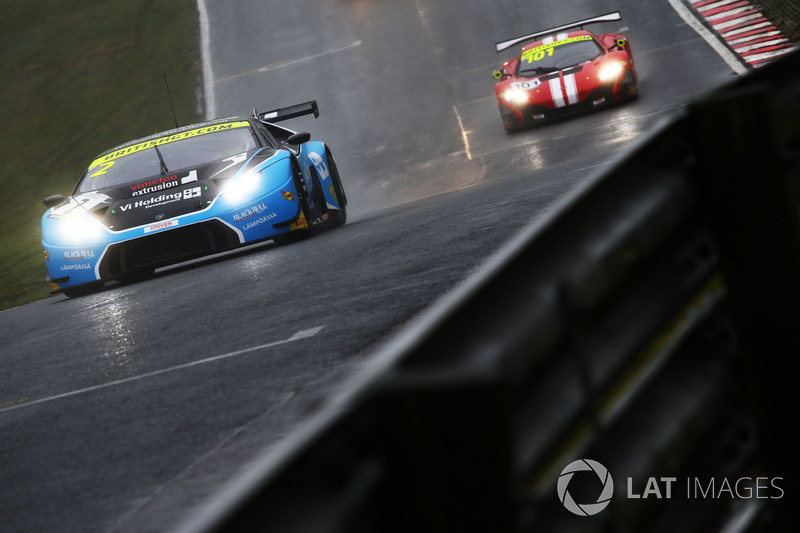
[495,11,621,52]
[254,100,319,123]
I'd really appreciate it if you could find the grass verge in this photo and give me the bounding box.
[0,0,202,311]
[756,1,800,43]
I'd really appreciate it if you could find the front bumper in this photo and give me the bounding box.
[43,172,306,292]
[499,70,638,128]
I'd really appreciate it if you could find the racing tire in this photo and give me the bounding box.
[272,230,309,246]
[62,281,105,298]
[273,158,313,246]
[325,147,347,228]
[308,166,327,223]
[119,266,156,284]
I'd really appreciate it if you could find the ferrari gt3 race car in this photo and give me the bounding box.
[41,100,347,297]
[493,12,638,130]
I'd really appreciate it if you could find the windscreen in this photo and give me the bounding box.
[517,35,604,77]
[76,121,259,193]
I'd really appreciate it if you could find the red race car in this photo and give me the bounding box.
[493,12,638,131]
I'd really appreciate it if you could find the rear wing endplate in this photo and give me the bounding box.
[495,11,621,52]
[255,100,319,123]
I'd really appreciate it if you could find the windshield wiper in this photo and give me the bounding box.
[153,145,168,176]
[521,66,558,77]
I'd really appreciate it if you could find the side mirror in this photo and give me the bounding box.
[493,69,509,80]
[43,195,66,208]
[609,38,627,50]
[287,132,311,145]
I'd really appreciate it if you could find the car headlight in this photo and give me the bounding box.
[51,213,106,244]
[599,62,624,82]
[503,89,529,105]
[222,171,261,203]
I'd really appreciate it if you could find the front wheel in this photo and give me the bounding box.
[272,231,309,245]
[274,158,313,245]
[120,265,155,284]
[62,280,105,298]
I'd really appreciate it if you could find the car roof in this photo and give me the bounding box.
[519,29,596,53]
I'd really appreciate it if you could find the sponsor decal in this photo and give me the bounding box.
[307,152,330,180]
[182,186,202,201]
[144,220,179,233]
[242,213,278,230]
[291,214,308,229]
[64,250,96,260]
[233,202,272,223]
[522,35,593,63]
[209,153,248,180]
[181,169,198,184]
[282,190,294,201]
[119,187,202,212]
[119,193,179,212]
[130,170,198,196]
[49,192,112,217]
[88,121,251,170]
[60,263,92,271]
[130,174,178,195]
[44,249,50,262]
[511,79,541,90]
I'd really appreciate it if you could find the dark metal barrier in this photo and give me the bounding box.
[180,49,800,533]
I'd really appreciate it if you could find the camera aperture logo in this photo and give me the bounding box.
[557,459,614,516]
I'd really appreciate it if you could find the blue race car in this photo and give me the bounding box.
[41,101,347,297]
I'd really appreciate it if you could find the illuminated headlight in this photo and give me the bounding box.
[599,62,624,82]
[52,213,106,244]
[222,172,261,203]
[503,89,529,105]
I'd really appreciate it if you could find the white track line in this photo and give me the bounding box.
[216,41,362,83]
[0,327,325,414]
[453,106,472,160]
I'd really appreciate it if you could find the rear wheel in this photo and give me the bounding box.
[307,165,327,223]
[325,147,347,228]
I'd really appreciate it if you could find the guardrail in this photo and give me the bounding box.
[180,49,800,533]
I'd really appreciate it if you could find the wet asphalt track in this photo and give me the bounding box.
[0,1,739,531]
